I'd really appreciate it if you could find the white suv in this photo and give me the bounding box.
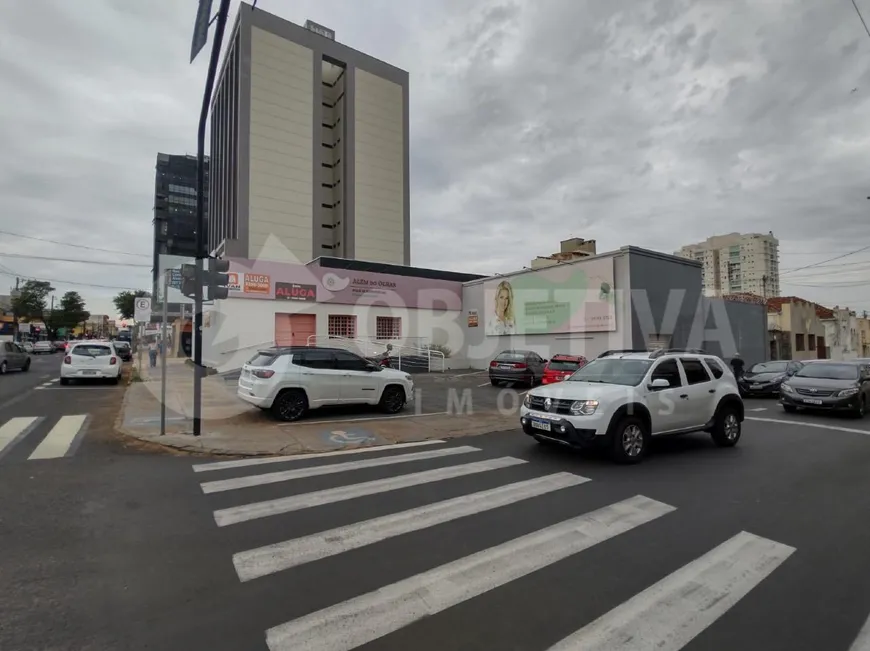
[238,346,415,422]
[519,348,744,464]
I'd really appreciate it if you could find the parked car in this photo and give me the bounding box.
[0,342,31,374]
[237,346,415,422]
[780,361,870,417]
[519,348,743,464]
[60,341,122,385]
[21,341,34,354]
[32,341,54,354]
[738,360,803,397]
[53,341,68,352]
[113,341,133,362]
[489,350,547,387]
[542,354,588,385]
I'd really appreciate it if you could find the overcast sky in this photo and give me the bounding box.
[2,0,870,318]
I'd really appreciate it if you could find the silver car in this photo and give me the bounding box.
[0,341,31,374]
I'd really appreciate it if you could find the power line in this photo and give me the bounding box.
[0,252,152,268]
[0,228,151,259]
[0,268,145,292]
[853,0,870,39]
[780,258,870,272]
[779,244,870,276]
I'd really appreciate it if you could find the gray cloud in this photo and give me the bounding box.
[2,0,870,317]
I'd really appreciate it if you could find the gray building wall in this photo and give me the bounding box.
[701,299,769,368]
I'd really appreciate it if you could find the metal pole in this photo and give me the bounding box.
[160,270,169,436]
[193,0,232,437]
[136,325,142,380]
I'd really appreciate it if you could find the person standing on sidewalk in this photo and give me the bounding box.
[148,339,158,368]
[730,353,745,378]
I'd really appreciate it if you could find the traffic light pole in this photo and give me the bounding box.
[193,0,232,437]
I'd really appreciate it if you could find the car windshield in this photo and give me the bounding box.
[72,345,112,357]
[795,363,858,380]
[248,352,278,367]
[749,361,789,373]
[548,360,583,371]
[495,352,526,362]
[567,358,654,386]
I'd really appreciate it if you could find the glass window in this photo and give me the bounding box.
[3,342,12,353]
[680,358,711,384]
[71,345,112,357]
[328,315,356,338]
[247,352,277,367]
[294,349,334,369]
[567,358,654,386]
[705,358,725,379]
[333,350,369,371]
[375,316,401,340]
[749,361,789,374]
[651,359,681,386]
[495,351,526,362]
[795,363,859,380]
[547,359,585,372]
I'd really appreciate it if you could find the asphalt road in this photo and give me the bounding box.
[2,402,870,651]
[0,351,65,410]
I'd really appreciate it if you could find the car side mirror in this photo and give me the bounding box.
[541,359,548,364]
[648,378,670,390]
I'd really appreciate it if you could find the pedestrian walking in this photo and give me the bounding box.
[148,340,158,368]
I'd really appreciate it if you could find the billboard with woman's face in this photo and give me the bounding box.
[484,257,616,335]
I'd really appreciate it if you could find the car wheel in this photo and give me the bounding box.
[60,378,70,386]
[23,359,30,371]
[0,361,6,375]
[782,404,797,414]
[711,405,741,447]
[610,416,649,464]
[110,376,119,385]
[379,385,406,414]
[853,397,866,419]
[271,389,308,422]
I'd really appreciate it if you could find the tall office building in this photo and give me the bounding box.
[675,232,780,298]
[152,153,209,296]
[207,4,410,266]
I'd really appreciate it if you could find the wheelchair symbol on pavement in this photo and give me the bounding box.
[328,430,375,446]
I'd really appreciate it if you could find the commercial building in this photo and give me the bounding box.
[675,232,780,298]
[766,296,826,361]
[530,237,597,269]
[200,246,769,372]
[207,4,410,267]
[152,153,209,297]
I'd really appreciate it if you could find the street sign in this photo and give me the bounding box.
[134,297,152,323]
[190,0,214,63]
[169,269,182,290]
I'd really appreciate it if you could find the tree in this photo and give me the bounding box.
[113,290,150,320]
[55,291,89,334]
[11,280,53,322]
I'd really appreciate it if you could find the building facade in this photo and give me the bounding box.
[530,237,597,269]
[207,4,410,267]
[766,296,826,361]
[152,153,209,296]
[675,232,780,298]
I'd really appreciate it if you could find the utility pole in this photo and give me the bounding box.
[762,275,768,299]
[192,0,232,437]
[11,277,20,341]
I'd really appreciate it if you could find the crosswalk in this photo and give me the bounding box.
[0,414,89,462]
[191,440,865,651]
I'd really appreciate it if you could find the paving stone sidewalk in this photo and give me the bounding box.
[117,358,516,456]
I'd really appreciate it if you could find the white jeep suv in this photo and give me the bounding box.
[238,346,415,422]
[519,348,744,464]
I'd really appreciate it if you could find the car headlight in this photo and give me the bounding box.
[772,375,786,383]
[570,400,599,416]
[838,388,859,397]
[523,393,532,408]
[781,384,795,393]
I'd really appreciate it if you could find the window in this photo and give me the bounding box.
[705,358,725,379]
[295,349,334,369]
[680,358,711,384]
[795,333,805,351]
[651,359,681,387]
[3,342,12,353]
[376,316,401,340]
[808,334,815,350]
[333,350,369,371]
[71,345,112,357]
[328,315,356,338]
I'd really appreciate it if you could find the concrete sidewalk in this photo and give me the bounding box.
[117,359,517,456]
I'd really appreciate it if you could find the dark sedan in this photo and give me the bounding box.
[113,341,133,362]
[738,360,803,397]
[780,361,870,417]
[489,350,546,387]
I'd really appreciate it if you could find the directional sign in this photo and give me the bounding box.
[189,0,214,63]
[134,297,152,323]
[169,269,182,290]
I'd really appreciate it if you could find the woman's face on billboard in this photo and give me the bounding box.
[496,289,510,316]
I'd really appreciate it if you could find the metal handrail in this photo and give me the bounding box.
[305,334,446,372]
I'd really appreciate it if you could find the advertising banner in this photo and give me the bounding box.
[483,257,616,335]
[275,282,316,302]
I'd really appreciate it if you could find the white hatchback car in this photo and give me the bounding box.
[238,346,415,421]
[61,341,122,385]
[520,348,744,464]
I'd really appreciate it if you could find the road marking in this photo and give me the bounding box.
[300,411,449,426]
[850,610,870,651]
[747,416,870,436]
[0,417,40,459]
[234,472,590,581]
[477,382,492,387]
[546,530,795,650]
[264,495,675,651]
[192,440,447,473]
[449,370,487,377]
[213,456,526,527]
[200,445,481,494]
[28,415,89,460]
[747,407,767,412]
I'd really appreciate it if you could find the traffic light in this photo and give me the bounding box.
[207,258,231,301]
[180,264,198,298]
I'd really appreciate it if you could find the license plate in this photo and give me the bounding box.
[81,370,97,375]
[751,384,762,390]
[530,419,551,432]
[500,365,513,370]
[802,398,823,405]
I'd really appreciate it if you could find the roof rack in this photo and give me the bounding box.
[649,348,708,359]
[597,349,650,358]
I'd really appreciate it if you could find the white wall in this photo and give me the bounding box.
[248,27,313,264]
[353,69,404,265]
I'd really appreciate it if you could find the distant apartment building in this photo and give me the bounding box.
[530,238,597,269]
[207,4,410,266]
[152,153,209,296]
[675,232,780,298]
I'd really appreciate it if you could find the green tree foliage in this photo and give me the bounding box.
[54,291,90,333]
[113,290,150,320]
[11,280,53,321]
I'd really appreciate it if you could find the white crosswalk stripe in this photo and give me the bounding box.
[196,443,803,651]
[0,415,89,462]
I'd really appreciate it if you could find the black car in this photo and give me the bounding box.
[780,361,870,417]
[489,350,547,387]
[113,341,133,362]
[738,360,803,397]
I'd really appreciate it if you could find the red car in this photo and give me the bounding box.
[542,354,588,384]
